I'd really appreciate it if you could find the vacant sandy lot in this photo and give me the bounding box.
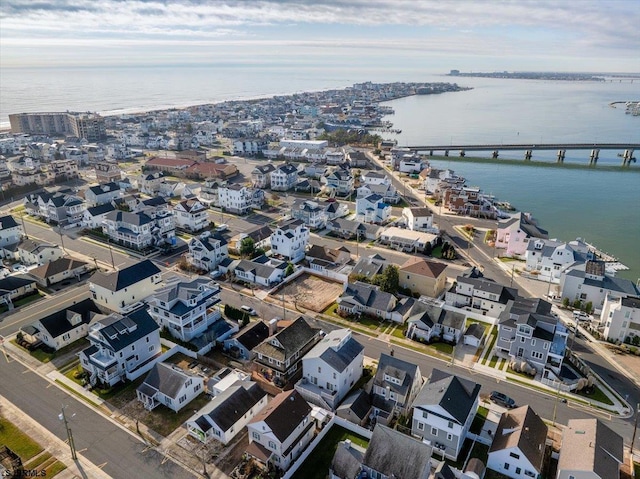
[270,273,343,312]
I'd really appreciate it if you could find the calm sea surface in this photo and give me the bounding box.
[1,66,638,279]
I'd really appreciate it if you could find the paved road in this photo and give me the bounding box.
[0,355,196,479]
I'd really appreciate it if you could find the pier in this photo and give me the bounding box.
[405,143,640,166]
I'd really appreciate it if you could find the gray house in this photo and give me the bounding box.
[371,353,423,422]
[410,369,480,460]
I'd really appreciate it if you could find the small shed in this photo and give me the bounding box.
[463,323,486,347]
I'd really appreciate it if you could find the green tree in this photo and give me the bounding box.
[572,299,582,310]
[585,301,593,314]
[239,237,256,258]
[284,263,295,277]
[374,265,400,294]
[562,297,570,308]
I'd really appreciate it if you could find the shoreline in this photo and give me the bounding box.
[422,154,640,171]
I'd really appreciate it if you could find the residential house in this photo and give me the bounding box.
[102,210,156,250]
[410,369,480,460]
[186,162,239,181]
[21,298,102,350]
[223,321,271,360]
[218,183,265,215]
[326,218,382,241]
[557,418,623,479]
[305,245,351,274]
[230,254,287,287]
[26,191,85,226]
[406,300,466,343]
[27,257,90,287]
[229,225,273,254]
[253,316,320,384]
[335,389,373,427]
[337,282,398,321]
[600,295,640,343]
[173,198,209,232]
[0,276,37,308]
[187,233,229,272]
[357,183,400,205]
[443,186,496,219]
[251,163,277,188]
[496,212,549,257]
[399,256,447,298]
[347,150,369,167]
[525,238,593,284]
[136,362,204,412]
[16,238,64,265]
[270,163,299,192]
[295,329,364,410]
[85,182,122,207]
[145,156,196,175]
[199,178,222,206]
[399,155,426,174]
[186,380,267,445]
[270,219,309,263]
[371,353,423,420]
[147,277,222,343]
[361,171,390,186]
[445,268,519,318]
[95,162,122,183]
[82,203,116,229]
[487,406,548,479]
[402,207,436,232]
[79,308,161,386]
[323,200,349,221]
[290,199,327,230]
[0,215,22,251]
[138,171,168,195]
[324,169,354,197]
[355,194,391,224]
[89,260,162,312]
[379,227,437,253]
[496,297,569,377]
[246,390,314,471]
[560,260,640,313]
[350,253,391,278]
[233,138,268,156]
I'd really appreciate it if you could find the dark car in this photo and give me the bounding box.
[490,391,516,408]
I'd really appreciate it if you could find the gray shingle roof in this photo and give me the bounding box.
[94,308,159,352]
[340,282,396,312]
[0,215,19,230]
[412,369,480,424]
[304,329,364,373]
[205,381,266,432]
[331,442,364,479]
[105,210,154,226]
[139,362,198,400]
[90,259,160,292]
[36,298,101,339]
[374,353,420,399]
[253,317,318,362]
[248,389,311,443]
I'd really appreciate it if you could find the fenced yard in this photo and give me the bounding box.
[270,273,343,313]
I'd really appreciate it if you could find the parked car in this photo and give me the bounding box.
[573,311,592,322]
[241,305,258,316]
[12,264,27,273]
[490,391,516,408]
[215,224,229,232]
[209,269,222,279]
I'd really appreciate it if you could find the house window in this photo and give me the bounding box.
[531,339,536,346]
[318,367,321,373]
[417,422,424,431]
[504,463,510,470]
[422,411,428,419]
[531,351,544,360]
[268,441,277,450]
[509,452,520,459]
[149,346,154,352]
[447,421,453,429]
[515,468,521,475]
[431,427,438,436]
[520,336,525,343]
[252,432,260,441]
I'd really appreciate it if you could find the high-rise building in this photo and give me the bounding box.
[8,112,106,141]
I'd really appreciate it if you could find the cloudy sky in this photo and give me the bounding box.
[1,0,638,71]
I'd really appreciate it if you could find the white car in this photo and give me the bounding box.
[241,305,258,316]
[209,269,222,279]
[573,310,592,321]
[12,264,27,273]
[215,224,229,232]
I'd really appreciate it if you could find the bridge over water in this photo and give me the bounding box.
[404,143,639,165]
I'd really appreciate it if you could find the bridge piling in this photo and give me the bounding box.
[556,149,566,163]
[622,149,636,166]
[524,150,532,160]
[492,150,499,159]
[444,150,449,157]
[459,150,465,157]
[589,149,599,165]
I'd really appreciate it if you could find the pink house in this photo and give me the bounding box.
[495,212,548,257]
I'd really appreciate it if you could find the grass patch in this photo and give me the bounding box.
[489,355,498,368]
[355,315,382,330]
[469,406,489,435]
[481,327,497,364]
[322,302,340,318]
[13,291,44,308]
[497,257,524,263]
[431,245,442,258]
[446,439,489,470]
[391,339,451,359]
[24,452,52,470]
[45,460,67,477]
[575,384,614,406]
[391,326,407,339]
[54,380,102,407]
[11,337,89,364]
[634,462,640,477]
[292,425,369,479]
[0,416,43,461]
[430,342,454,354]
[138,393,211,437]
[100,377,145,407]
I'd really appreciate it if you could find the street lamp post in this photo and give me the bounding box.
[59,406,77,461]
[631,403,640,455]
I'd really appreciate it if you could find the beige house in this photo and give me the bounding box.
[399,257,447,298]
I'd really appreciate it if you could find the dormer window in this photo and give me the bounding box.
[518,325,533,337]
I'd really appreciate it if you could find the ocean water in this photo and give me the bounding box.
[0,65,638,279]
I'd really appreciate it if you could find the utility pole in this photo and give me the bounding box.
[107,238,115,269]
[631,403,640,455]
[59,406,77,460]
[58,227,67,252]
[551,380,562,427]
[510,263,515,287]
[282,292,286,321]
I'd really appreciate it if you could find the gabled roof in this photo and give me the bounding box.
[558,418,623,479]
[139,362,200,400]
[400,256,447,278]
[350,253,390,277]
[331,441,364,479]
[202,381,266,432]
[252,163,276,175]
[362,424,432,479]
[374,353,421,399]
[28,257,87,281]
[90,259,160,292]
[87,182,120,196]
[232,321,270,351]
[17,237,58,254]
[303,329,363,373]
[253,317,318,362]
[412,369,480,424]
[341,282,396,312]
[248,389,311,443]
[35,298,101,339]
[93,308,159,352]
[104,210,153,226]
[336,389,372,422]
[0,215,19,230]
[0,275,36,292]
[489,405,548,472]
[273,162,298,175]
[86,203,116,217]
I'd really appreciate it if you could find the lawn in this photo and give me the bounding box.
[101,377,146,407]
[13,292,44,308]
[429,342,453,354]
[355,315,382,330]
[12,337,89,364]
[445,439,489,470]
[0,416,43,460]
[488,355,499,368]
[292,426,369,479]
[469,406,489,435]
[321,302,340,318]
[482,327,497,363]
[391,326,406,339]
[138,393,212,437]
[576,384,614,406]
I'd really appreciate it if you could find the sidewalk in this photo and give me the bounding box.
[0,395,112,479]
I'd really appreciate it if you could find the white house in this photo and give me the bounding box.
[410,369,480,460]
[270,163,299,192]
[246,389,314,471]
[524,238,592,284]
[601,295,640,343]
[406,301,466,344]
[270,218,309,263]
[223,321,271,360]
[102,210,155,250]
[230,254,287,287]
[295,329,364,410]
[0,215,23,252]
[187,233,229,271]
[173,199,209,232]
[495,212,549,257]
[27,257,90,287]
[16,238,64,265]
[371,353,423,421]
[186,380,268,445]
[355,194,391,224]
[218,184,265,215]
[357,183,400,205]
[560,260,640,313]
[487,406,548,479]
[557,419,623,479]
[337,282,398,321]
[290,199,327,230]
[398,155,425,173]
[402,207,435,232]
[89,260,162,312]
[147,277,222,342]
[83,203,116,229]
[136,362,204,412]
[324,169,354,197]
[78,308,161,386]
[379,227,437,253]
[85,182,122,207]
[445,268,518,319]
[361,171,390,186]
[251,163,276,188]
[21,298,102,351]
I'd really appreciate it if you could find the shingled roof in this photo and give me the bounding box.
[412,369,480,424]
[90,260,160,292]
[248,389,311,443]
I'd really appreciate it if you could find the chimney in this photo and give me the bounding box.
[344,439,351,450]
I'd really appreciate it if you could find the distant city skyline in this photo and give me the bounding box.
[1,0,638,72]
